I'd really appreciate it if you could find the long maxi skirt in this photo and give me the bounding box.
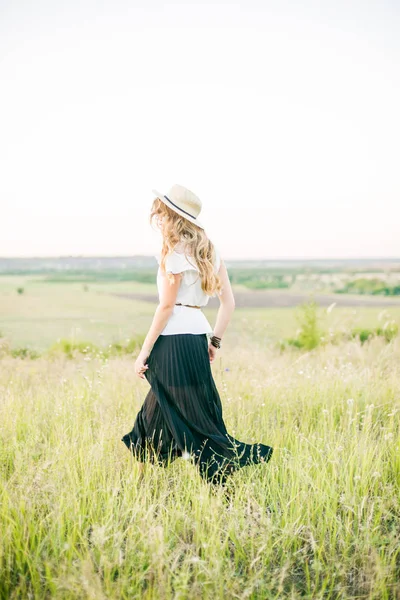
[121,333,273,485]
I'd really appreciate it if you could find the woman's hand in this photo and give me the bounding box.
[208,342,218,363]
[135,348,150,379]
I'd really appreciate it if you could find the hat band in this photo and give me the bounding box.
[164,195,196,220]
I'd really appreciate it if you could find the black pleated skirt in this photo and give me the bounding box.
[121,333,273,485]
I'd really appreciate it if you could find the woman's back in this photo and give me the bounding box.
[155,243,221,335]
[155,244,221,308]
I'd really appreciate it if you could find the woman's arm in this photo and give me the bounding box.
[141,272,183,354]
[212,259,235,339]
[207,259,235,363]
[135,272,183,379]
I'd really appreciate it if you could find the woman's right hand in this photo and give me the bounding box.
[208,342,218,363]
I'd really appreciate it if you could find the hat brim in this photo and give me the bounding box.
[151,189,205,230]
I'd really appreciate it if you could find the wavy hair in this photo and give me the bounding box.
[150,197,222,297]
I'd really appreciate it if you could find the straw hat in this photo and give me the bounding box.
[152,184,205,229]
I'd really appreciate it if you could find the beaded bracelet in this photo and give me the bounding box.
[210,334,222,349]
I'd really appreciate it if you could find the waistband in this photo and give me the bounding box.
[175,302,202,309]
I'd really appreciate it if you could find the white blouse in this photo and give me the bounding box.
[155,244,221,335]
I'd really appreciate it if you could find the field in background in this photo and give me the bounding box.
[1,274,400,353]
[0,271,399,598]
[2,255,400,296]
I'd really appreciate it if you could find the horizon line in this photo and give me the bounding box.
[1,255,400,262]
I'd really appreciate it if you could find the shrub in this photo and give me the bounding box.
[294,299,323,350]
[107,336,145,356]
[351,328,374,344]
[377,320,399,342]
[285,338,303,349]
[279,299,325,351]
[350,321,398,344]
[10,347,40,359]
[47,335,146,359]
[47,339,101,359]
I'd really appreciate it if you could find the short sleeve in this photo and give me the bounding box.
[165,251,199,274]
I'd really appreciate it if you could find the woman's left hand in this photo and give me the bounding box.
[208,342,218,364]
[135,349,150,379]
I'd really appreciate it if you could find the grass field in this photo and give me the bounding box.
[0,276,399,598]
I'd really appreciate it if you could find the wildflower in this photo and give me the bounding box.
[326,302,336,314]
[182,450,191,460]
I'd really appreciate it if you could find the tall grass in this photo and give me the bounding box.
[0,336,399,598]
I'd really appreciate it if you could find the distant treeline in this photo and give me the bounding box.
[336,278,400,296]
[227,269,291,289]
[1,257,400,294]
[41,271,400,294]
[42,269,291,289]
[44,271,157,284]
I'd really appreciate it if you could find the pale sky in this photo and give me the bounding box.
[1,0,399,259]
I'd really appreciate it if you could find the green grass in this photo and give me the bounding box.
[1,275,400,353]
[0,275,400,598]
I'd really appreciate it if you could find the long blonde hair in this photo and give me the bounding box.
[150,197,222,296]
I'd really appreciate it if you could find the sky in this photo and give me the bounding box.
[0,0,399,259]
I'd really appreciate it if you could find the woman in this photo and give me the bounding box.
[121,184,273,486]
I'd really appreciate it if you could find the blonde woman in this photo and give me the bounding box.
[121,184,273,486]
